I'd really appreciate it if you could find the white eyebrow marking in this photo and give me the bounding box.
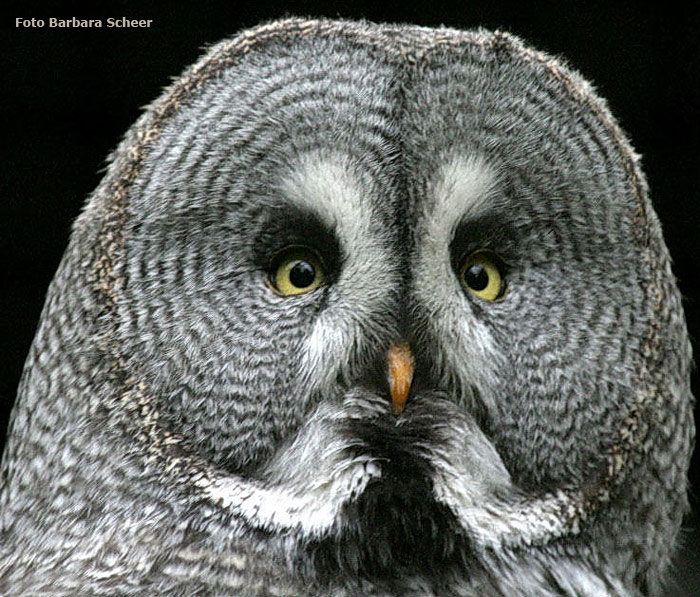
[412,154,503,417]
[428,153,499,241]
[279,152,375,248]
[279,152,397,392]
[419,153,500,292]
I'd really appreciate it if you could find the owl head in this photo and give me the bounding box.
[0,18,693,596]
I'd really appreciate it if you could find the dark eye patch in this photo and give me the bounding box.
[449,213,520,272]
[252,203,342,283]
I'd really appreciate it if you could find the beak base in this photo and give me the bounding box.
[388,342,414,415]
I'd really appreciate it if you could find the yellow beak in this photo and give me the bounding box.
[387,342,414,415]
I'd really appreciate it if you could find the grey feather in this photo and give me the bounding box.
[0,18,693,596]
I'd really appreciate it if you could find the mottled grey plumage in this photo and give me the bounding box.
[0,18,694,596]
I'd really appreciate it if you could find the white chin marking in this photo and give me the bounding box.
[197,458,382,537]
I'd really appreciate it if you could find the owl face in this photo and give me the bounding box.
[2,19,692,596]
[112,23,691,585]
[124,29,642,481]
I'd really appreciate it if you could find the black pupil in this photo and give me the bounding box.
[289,261,316,288]
[465,264,489,291]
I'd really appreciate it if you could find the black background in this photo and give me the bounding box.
[3,1,699,594]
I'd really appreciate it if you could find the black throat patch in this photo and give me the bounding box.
[299,417,479,593]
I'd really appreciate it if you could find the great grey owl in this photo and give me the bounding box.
[0,18,694,597]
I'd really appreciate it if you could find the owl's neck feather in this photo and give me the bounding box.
[118,383,623,593]
[171,391,588,552]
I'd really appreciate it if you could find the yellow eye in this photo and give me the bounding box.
[270,248,325,296]
[459,252,504,301]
